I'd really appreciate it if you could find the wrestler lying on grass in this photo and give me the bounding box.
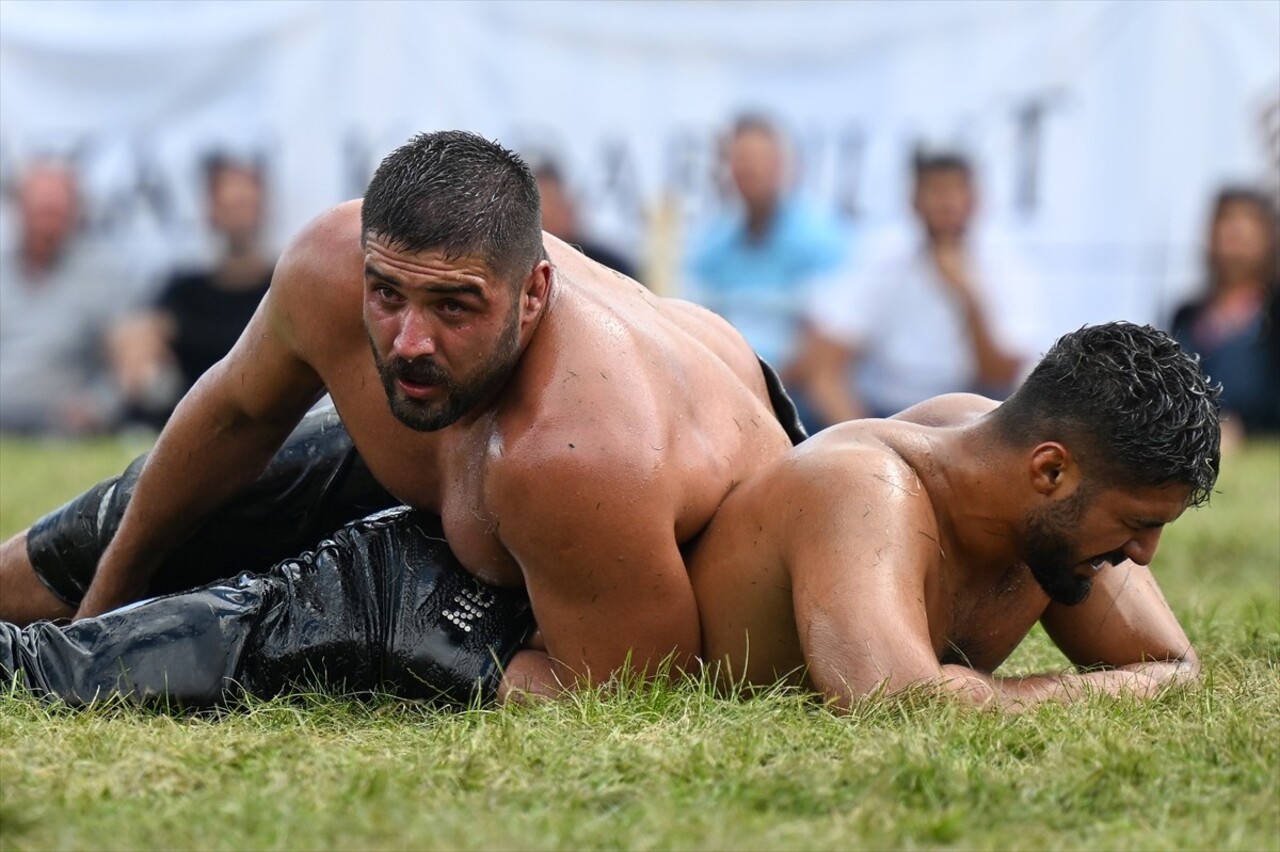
[2,323,1220,711]
[0,130,803,699]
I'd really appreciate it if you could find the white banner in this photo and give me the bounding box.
[2,0,1277,330]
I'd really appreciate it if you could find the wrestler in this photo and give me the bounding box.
[0,131,801,700]
[2,323,1217,711]
[690,323,1220,708]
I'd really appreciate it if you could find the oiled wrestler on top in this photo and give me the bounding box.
[40,131,796,697]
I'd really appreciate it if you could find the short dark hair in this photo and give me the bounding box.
[995,322,1222,506]
[912,148,973,181]
[528,156,564,187]
[202,153,265,196]
[361,131,544,282]
[730,112,781,141]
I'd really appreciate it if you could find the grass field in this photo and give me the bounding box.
[1,437,1277,852]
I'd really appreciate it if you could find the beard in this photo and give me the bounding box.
[1020,488,1095,607]
[369,311,522,433]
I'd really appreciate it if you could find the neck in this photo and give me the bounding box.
[744,200,778,241]
[1212,265,1266,297]
[216,244,270,290]
[924,422,1027,574]
[20,241,62,278]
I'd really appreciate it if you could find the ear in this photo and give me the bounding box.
[1027,442,1081,496]
[519,260,553,325]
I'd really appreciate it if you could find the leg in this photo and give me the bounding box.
[2,508,533,709]
[5,402,398,624]
[0,531,74,625]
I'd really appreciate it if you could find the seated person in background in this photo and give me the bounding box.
[1171,187,1279,440]
[532,158,638,281]
[0,160,150,435]
[2,324,1218,712]
[110,155,274,428]
[794,150,1044,424]
[685,113,848,433]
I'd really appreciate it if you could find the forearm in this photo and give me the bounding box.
[940,660,1200,712]
[77,372,309,616]
[807,370,868,424]
[497,649,568,703]
[952,291,1021,387]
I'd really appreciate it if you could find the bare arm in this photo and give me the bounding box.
[931,244,1023,388]
[491,444,700,700]
[1037,558,1200,690]
[786,450,1193,712]
[107,310,179,404]
[74,212,345,618]
[792,327,869,425]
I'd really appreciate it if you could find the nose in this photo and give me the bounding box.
[393,310,437,360]
[1122,528,1163,567]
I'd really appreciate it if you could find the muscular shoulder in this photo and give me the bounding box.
[491,408,669,499]
[754,428,939,564]
[267,201,365,349]
[890,393,998,428]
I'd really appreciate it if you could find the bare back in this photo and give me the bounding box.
[689,396,1044,686]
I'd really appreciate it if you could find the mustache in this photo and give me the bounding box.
[388,356,451,386]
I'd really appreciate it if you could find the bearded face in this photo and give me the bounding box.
[368,300,522,433]
[1021,488,1105,606]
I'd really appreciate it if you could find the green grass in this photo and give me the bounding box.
[1,438,1277,851]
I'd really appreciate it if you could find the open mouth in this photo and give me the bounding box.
[396,377,439,399]
[1084,550,1126,574]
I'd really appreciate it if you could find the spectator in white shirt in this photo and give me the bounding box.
[0,161,149,435]
[795,151,1045,423]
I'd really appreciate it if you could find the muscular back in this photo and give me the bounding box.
[689,395,1014,686]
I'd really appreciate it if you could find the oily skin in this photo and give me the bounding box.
[29,200,792,700]
[362,242,524,433]
[689,393,1198,711]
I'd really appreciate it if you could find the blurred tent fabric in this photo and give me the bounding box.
[1,0,1276,335]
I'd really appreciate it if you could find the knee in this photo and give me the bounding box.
[0,531,75,626]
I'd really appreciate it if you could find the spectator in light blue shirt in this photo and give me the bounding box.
[684,114,848,432]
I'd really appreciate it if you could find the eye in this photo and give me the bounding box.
[371,283,402,303]
[437,299,469,316]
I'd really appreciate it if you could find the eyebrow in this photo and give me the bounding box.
[364,264,487,300]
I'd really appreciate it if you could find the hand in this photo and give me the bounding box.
[930,241,975,296]
[73,563,143,621]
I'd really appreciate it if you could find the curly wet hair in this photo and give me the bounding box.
[996,322,1222,506]
[361,130,544,283]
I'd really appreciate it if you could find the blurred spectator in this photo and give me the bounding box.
[109,155,273,428]
[0,160,149,435]
[684,114,847,430]
[533,159,638,280]
[1171,187,1280,439]
[796,151,1044,424]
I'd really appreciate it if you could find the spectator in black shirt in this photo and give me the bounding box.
[110,155,273,428]
[532,159,639,282]
[1170,187,1279,442]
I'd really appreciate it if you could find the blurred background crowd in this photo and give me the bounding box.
[2,0,1277,442]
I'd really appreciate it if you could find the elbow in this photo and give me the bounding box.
[1173,646,1201,681]
[937,664,1000,708]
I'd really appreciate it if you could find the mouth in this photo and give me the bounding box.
[1083,550,1126,574]
[396,377,440,400]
